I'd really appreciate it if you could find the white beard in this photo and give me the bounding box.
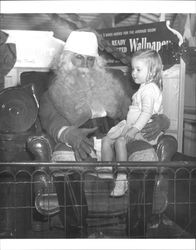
[49,67,128,126]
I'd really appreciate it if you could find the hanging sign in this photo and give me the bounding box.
[98,21,181,67]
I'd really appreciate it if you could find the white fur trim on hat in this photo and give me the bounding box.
[64,31,99,57]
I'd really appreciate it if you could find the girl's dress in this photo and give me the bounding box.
[107,82,163,145]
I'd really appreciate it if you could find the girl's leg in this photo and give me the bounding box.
[110,137,128,197]
[101,136,115,161]
[115,137,127,162]
[95,136,114,179]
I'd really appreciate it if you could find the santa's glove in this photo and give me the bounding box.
[142,114,170,141]
[59,126,98,161]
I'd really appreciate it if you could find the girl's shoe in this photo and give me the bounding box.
[110,179,128,197]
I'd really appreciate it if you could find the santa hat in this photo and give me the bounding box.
[64,30,99,57]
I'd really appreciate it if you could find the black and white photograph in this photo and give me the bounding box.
[0,1,196,250]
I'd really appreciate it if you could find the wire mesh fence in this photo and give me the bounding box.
[0,161,196,238]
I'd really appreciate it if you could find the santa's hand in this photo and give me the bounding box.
[142,114,170,141]
[59,126,98,161]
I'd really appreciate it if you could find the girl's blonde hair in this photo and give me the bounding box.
[131,49,163,90]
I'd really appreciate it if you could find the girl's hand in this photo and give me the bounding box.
[121,126,128,137]
[124,127,139,142]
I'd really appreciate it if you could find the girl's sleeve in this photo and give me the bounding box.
[133,86,155,131]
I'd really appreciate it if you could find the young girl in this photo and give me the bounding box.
[101,49,164,197]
